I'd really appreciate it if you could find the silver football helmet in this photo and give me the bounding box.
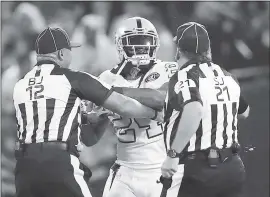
[115,17,160,66]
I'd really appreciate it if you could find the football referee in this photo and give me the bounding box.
[160,22,250,197]
[13,27,160,197]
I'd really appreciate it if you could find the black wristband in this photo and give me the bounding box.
[151,110,158,120]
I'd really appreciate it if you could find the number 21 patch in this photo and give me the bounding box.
[174,79,196,94]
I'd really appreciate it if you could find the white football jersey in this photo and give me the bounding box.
[99,60,179,169]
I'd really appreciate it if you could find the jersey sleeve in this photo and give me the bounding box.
[222,68,249,114]
[64,69,113,106]
[168,71,202,111]
[238,95,249,114]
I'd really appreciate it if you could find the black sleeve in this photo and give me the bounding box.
[238,95,249,114]
[64,69,114,106]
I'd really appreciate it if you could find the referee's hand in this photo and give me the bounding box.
[161,156,179,178]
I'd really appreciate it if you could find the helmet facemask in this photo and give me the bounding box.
[116,32,159,67]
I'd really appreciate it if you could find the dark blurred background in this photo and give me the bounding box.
[1,1,269,197]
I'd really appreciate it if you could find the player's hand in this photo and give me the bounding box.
[161,156,179,178]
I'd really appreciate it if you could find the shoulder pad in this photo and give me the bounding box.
[99,69,114,80]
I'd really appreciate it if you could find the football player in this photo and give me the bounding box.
[83,17,179,197]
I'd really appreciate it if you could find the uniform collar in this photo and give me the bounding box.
[180,58,212,70]
[36,60,61,67]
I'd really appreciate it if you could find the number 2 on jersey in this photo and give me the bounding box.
[113,117,163,143]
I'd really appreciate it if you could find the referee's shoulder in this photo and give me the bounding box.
[57,67,97,81]
[219,66,240,85]
[178,64,199,79]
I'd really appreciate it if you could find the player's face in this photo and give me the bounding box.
[122,34,157,58]
[124,46,149,57]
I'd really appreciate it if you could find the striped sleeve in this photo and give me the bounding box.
[221,68,249,114]
[169,71,202,111]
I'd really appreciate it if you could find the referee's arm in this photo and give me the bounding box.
[224,69,250,119]
[64,70,161,121]
[169,77,203,154]
[238,95,250,119]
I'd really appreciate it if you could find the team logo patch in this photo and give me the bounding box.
[145,72,160,83]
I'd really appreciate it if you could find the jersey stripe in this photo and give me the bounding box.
[210,104,218,146]
[231,102,237,143]
[164,110,180,150]
[31,101,39,143]
[62,98,80,141]
[25,102,34,143]
[35,99,46,142]
[169,112,182,147]
[35,68,41,77]
[222,104,228,148]
[57,90,78,141]
[67,106,80,141]
[44,99,56,142]
[18,103,27,143]
[194,121,203,150]
[15,105,22,140]
[136,19,142,28]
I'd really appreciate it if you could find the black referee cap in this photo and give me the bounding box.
[35,27,80,54]
[173,22,210,54]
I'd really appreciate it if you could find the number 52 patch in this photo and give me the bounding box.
[174,79,196,94]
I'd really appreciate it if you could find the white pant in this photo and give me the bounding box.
[103,164,163,197]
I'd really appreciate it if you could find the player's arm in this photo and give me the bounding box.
[112,83,168,111]
[238,95,250,119]
[168,73,203,154]
[64,70,162,121]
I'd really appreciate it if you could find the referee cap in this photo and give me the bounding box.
[173,22,210,54]
[35,27,81,54]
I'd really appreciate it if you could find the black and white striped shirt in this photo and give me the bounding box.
[13,60,112,145]
[164,60,248,152]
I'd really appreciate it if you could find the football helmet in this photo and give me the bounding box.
[115,17,160,67]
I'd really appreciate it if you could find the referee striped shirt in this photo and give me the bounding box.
[13,60,112,145]
[164,60,247,152]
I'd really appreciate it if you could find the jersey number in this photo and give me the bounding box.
[215,86,230,101]
[26,77,44,100]
[113,117,163,143]
[214,77,230,101]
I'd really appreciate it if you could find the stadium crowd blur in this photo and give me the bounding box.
[1,1,269,197]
